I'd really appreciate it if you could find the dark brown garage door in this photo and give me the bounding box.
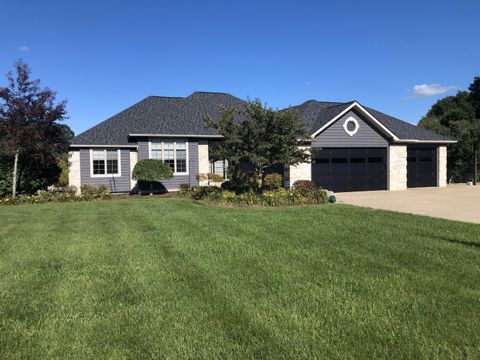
[312,148,387,192]
[407,147,437,188]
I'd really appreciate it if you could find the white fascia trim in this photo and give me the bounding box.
[311,101,399,140]
[130,133,223,139]
[393,139,457,144]
[72,144,137,148]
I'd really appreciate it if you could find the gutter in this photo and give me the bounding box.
[69,144,138,148]
[129,133,224,139]
[392,139,457,144]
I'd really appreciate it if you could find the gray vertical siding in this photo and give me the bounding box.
[312,110,388,148]
[137,138,199,190]
[80,148,131,192]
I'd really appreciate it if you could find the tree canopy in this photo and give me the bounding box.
[204,100,310,184]
[418,88,478,182]
[0,60,72,197]
[132,159,174,182]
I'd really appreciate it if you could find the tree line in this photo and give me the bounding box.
[419,77,480,183]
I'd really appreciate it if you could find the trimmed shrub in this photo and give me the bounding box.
[292,180,317,196]
[191,186,222,200]
[263,173,283,191]
[80,184,112,200]
[132,159,173,194]
[80,184,98,198]
[222,171,258,194]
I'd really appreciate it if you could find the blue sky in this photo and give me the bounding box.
[1,0,479,135]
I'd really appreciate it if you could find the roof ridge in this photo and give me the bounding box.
[324,101,354,109]
[146,95,185,100]
[188,91,234,97]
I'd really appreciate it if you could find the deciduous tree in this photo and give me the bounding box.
[204,100,310,188]
[418,91,476,182]
[0,60,71,197]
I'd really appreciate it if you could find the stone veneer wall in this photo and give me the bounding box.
[130,150,138,190]
[437,145,447,187]
[388,145,407,190]
[68,150,81,192]
[285,146,311,188]
[198,140,210,186]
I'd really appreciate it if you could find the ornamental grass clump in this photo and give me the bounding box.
[262,188,289,206]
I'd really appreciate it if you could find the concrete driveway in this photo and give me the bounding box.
[336,185,480,224]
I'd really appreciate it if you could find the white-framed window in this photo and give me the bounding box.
[90,149,121,177]
[210,159,228,179]
[149,139,189,174]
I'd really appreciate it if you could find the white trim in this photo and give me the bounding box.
[89,149,122,178]
[130,133,223,139]
[72,144,137,148]
[343,116,359,136]
[393,139,457,144]
[148,139,189,176]
[311,101,399,140]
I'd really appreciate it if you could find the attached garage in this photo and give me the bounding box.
[312,148,387,192]
[407,147,437,188]
[286,100,454,192]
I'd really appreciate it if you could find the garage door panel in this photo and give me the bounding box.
[407,148,436,188]
[312,148,386,192]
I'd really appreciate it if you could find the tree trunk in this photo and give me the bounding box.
[474,141,478,185]
[12,150,19,198]
[258,168,264,191]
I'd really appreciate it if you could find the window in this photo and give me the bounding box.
[210,159,228,179]
[149,140,188,174]
[343,117,359,136]
[91,149,120,176]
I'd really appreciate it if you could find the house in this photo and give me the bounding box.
[69,91,455,193]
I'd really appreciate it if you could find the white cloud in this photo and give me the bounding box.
[412,83,455,97]
[19,46,30,52]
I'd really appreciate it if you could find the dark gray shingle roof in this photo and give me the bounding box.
[72,92,247,145]
[289,100,451,141]
[72,92,452,145]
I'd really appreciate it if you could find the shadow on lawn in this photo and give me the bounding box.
[436,236,480,249]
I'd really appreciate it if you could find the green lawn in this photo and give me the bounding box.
[0,199,479,359]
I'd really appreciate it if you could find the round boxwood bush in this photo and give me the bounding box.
[132,159,173,194]
[263,173,283,191]
[292,180,317,196]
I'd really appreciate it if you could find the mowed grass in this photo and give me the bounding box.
[0,199,479,359]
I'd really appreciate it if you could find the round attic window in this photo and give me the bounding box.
[343,117,359,136]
